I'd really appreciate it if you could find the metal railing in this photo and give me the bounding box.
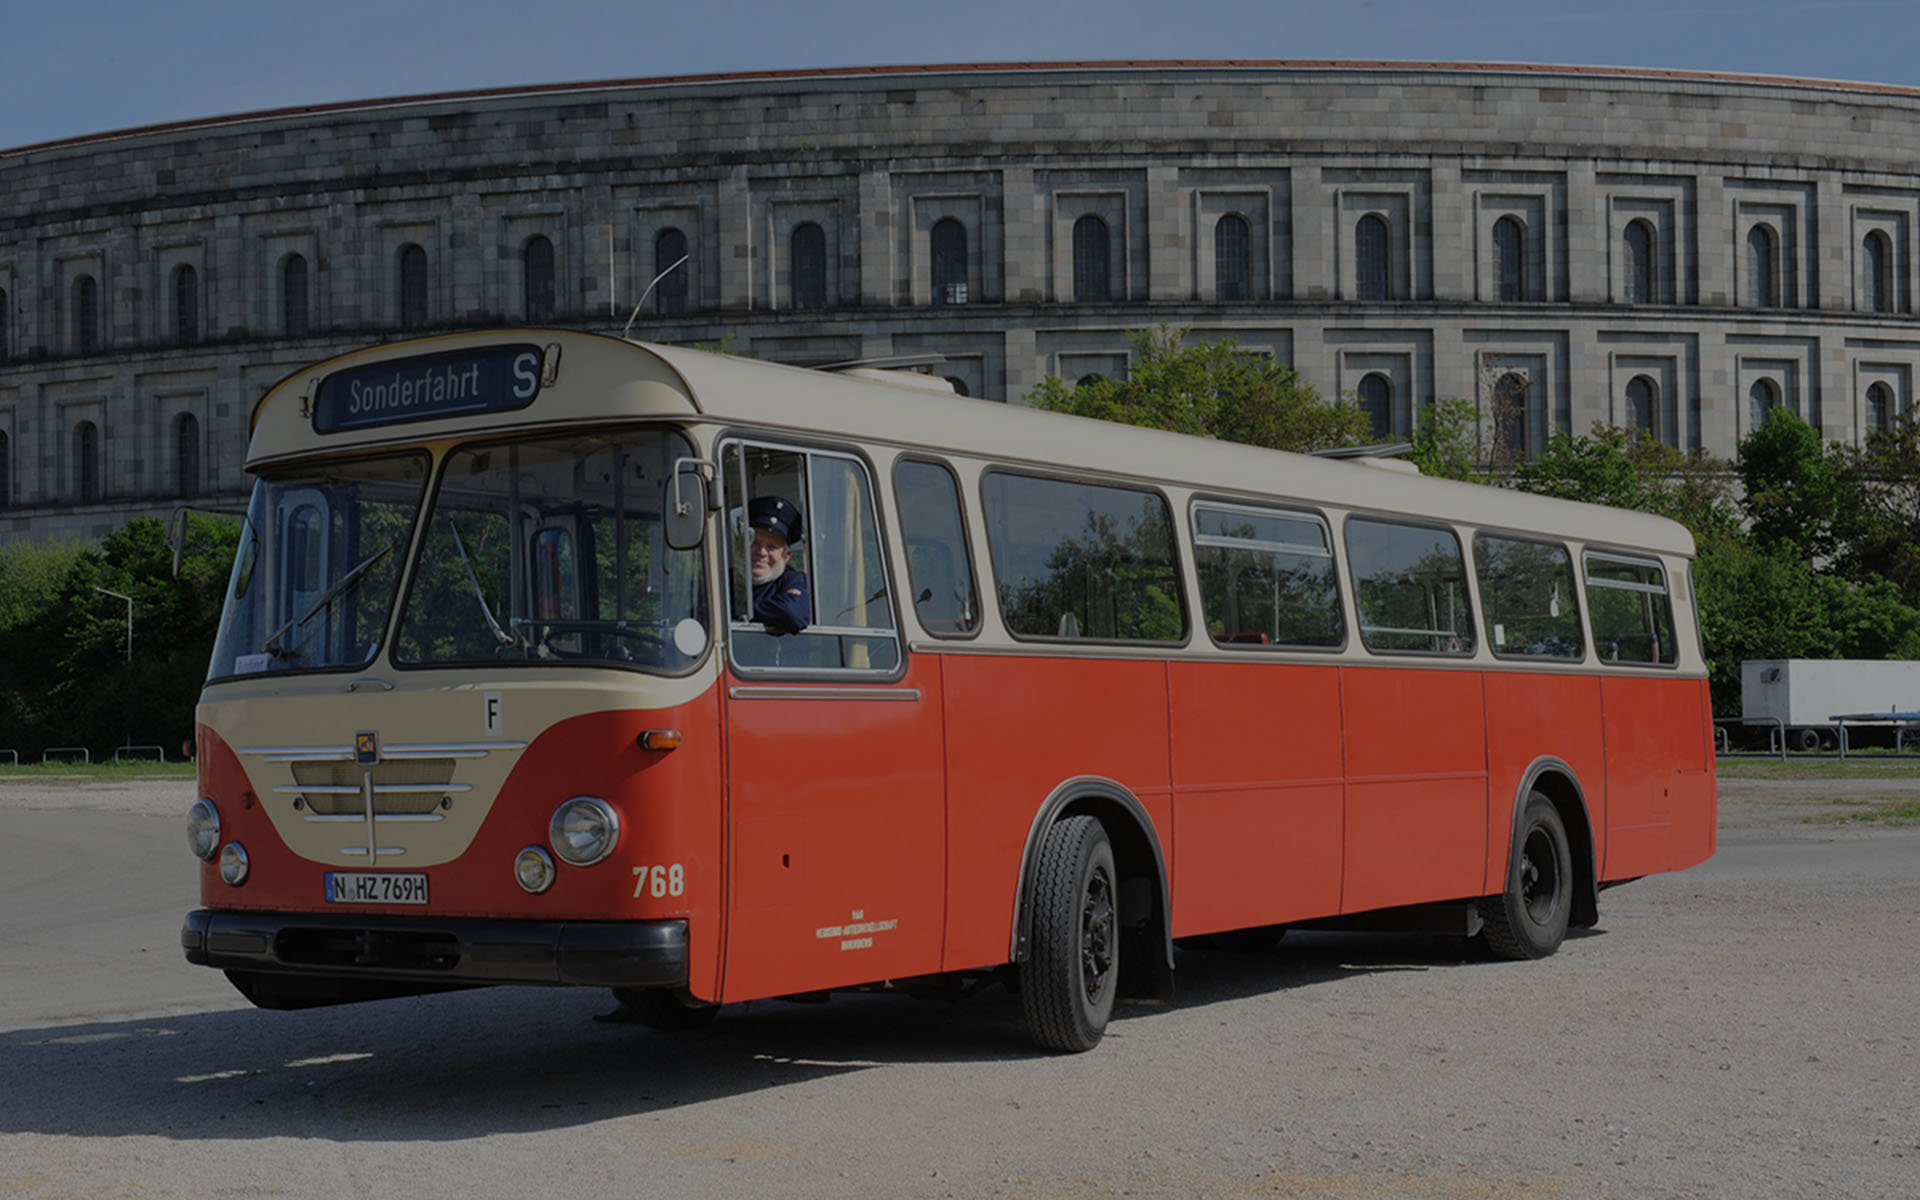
[1713,716,1787,761]
[112,744,167,764]
[41,747,91,764]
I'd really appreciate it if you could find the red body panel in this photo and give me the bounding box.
[1167,661,1343,936]
[197,654,1715,1004]
[939,654,1173,973]
[718,657,948,1001]
[1338,668,1489,912]
[1481,670,1607,889]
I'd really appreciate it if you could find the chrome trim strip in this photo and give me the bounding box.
[727,686,922,702]
[245,747,355,762]
[386,740,528,757]
[273,784,471,795]
[338,846,408,856]
[305,813,445,823]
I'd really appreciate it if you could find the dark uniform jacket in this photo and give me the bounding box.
[751,566,811,635]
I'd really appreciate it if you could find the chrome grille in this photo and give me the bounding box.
[289,758,458,815]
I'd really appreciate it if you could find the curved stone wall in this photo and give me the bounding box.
[5,60,1920,538]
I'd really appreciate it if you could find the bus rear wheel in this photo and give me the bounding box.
[1481,792,1572,961]
[1020,815,1118,1053]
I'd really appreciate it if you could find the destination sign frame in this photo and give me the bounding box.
[312,344,545,433]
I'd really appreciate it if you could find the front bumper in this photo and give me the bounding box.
[182,908,689,990]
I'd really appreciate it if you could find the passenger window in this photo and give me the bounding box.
[981,471,1185,642]
[1346,518,1476,655]
[1585,552,1677,666]
[1475,534,1582,660]
[722,440,900,673]
[1192,502,1342,648]
[893,459,979,637]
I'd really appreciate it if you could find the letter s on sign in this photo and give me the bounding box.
[511,352,540,399]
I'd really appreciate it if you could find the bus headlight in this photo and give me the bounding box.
[549,796,619,867]
[218,842,250,886]
[515,846,556,894]
[187,799,221,862]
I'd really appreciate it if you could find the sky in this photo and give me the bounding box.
[5,0,1920,151]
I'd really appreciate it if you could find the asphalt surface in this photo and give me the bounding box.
[1,774,1916,1199]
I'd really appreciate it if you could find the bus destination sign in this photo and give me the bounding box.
[312,344,545,433]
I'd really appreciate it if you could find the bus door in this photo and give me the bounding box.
[716,441,947,1001]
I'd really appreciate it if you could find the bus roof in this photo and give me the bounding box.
[249,330,1696,560]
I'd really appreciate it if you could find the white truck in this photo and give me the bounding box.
[1739,658,1920,751]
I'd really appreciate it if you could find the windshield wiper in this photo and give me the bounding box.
[261,542,396,660]
[447,518,517,647]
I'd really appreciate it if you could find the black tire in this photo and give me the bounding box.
[1019,815,1119,1053]
[1792,727,1822,753]
[1481,792,1573,961]
[603,987,720,1031]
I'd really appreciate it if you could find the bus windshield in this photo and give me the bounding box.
[207,453,430,680]
[393,426,709,673]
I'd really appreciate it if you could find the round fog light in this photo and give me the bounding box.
[515,845,555,894]
[549,796,619,867]
[187,798,221,863]
[218,842,250,886]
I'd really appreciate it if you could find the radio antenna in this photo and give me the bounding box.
[621,255,689,341]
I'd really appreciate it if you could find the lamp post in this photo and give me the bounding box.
[94,586,132,665]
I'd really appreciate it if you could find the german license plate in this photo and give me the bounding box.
[324,871,429,905]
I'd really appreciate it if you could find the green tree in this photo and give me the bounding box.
[1508,425,1738,543]
[1832,409,1920,606]
[0,516,238,759]
[1736,405,1843,560]
[1404,397,1490,483]
[1027,324,1372,452]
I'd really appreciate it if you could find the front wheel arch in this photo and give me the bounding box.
[1010,777,1172,1005]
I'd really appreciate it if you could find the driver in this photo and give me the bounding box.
[747,496,811,635]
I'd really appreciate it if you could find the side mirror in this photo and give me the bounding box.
[663,460,709,551]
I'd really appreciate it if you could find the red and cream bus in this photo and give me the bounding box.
[182,330,1715,1051]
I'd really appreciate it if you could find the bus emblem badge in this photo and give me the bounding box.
[355,731,379,765]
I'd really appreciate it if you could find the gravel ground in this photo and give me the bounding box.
[1,767,1916,1200]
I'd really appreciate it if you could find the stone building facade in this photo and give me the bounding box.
[5,60,1920,541]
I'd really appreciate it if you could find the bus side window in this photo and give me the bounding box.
[723,439,901,674]
[1345,517,1476,656]
[980,470,1186,643]
[1191,501,1343,649]
[1584,552,1677,666]
[1475,533,1583,660]
[893,458,979,636]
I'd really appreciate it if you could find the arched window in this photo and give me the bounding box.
[0,286,9,361]
[1072,215,1110,302]
[73,274,100,353]
[1626,375,1659,444]
[1624,220,1656,305]
[790,222,827,311]
[1747,225,1778,308]
[1215,214,1252,302]
[176,413,201,499]
[1494,216,1526,303]
[1866,382,1894,438]
[397,243,428,329]
[0,429,9,508]
[943,375,971,397]
[282,254,310,337]
[1494,372,1530,462]
[75,421,99,503]
[654,228,688,316]
[931,218,969,306]
[523,236,555,322]
[1356,214,1391,301]
[1749,378,1780,430]
[173,263,199,345]
[1865,230,1894,314]
[1357,373,1392,440]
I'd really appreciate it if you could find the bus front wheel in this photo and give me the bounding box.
[1019,815,1119,1053]
[603,987,720,1031]
[1481,793,1572,961]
